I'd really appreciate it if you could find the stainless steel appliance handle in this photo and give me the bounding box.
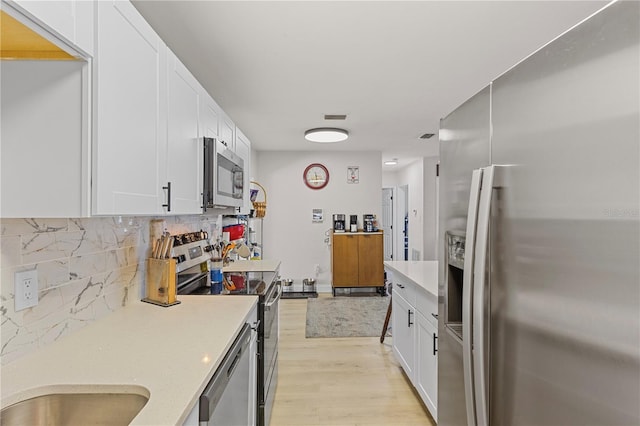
[462,168,483,426]
[472,165,496,426]
[265,283,282,310]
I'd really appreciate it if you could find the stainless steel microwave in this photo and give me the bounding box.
[203,137,244,210]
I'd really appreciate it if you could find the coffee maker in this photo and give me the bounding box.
[349,215,358,233]
[363,214,376,232]
[333,214,346,232]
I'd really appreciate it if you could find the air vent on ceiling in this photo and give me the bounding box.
[420,133,435,139]
[324,114,347,120]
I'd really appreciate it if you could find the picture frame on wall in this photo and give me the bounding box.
[312,209,323,223]
[347,166,359,184]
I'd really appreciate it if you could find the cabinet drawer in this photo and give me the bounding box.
[393,276,415,307]
[416,286,438,328]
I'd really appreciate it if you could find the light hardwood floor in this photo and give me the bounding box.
[270,294,436,426]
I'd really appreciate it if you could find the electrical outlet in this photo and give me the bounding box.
[15,270,39,311]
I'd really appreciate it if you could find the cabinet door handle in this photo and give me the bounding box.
[433,333,438,355]
[397,284,405,289]
[408,309,413,327]
[431,313,438,319]
[162,181,172,212]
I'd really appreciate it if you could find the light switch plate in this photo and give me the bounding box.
[15,269,38,311]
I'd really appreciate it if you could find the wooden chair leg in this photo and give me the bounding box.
[380,296,392,343]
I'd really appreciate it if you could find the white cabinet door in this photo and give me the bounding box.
[392,292,415,379]
[417,312,438,420]
[13,1,73,44]
[166,49,203,214]
[13,0,94,56]
[200,92,220,139]
[218,113,235,151]
[93,0,167,215]
[182,401,199,426]
[234,128,251,213]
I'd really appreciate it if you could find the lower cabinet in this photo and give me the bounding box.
[392,291,415,378]
[331,232,384,293]
[391,279,438,421]
[416,312,438,419]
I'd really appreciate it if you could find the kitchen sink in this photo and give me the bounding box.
[0,389,149,425]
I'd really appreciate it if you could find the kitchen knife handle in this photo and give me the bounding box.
[162,182,172,212]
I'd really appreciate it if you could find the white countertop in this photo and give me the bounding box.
[332,231,383,235]
[0,295,258,425]
[384,261,439,297]
[223,259,281,273]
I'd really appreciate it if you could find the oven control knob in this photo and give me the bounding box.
[204,245,214,252]
[174,254,186,264]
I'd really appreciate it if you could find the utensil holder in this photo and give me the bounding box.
[143,258,181,307]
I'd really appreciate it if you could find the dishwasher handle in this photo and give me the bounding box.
[199,323,251,421]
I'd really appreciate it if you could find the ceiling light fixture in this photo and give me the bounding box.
[384,159,398,166]
[304,128,349,143]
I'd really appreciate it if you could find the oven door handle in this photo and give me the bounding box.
[265,284,282,311]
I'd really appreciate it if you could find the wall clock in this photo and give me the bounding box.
[303,163,329,190]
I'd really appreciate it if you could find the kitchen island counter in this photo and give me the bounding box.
[223,259,281,273]
[0,295,258,425]
[384,260,438,297]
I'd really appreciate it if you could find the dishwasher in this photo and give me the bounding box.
[200,323,253,425]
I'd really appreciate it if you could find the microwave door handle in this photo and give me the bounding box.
[463,168,483,426]
[472,165,497,426]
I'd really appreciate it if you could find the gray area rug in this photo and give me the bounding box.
[305,296,391,338]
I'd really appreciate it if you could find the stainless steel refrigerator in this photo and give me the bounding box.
[437,2,639,425]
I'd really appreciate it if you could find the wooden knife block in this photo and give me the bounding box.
[143,258,180,306]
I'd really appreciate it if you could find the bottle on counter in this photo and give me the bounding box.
[210,268,223,294]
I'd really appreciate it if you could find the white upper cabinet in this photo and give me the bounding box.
[93,0,167,215]
[200,92,221,139]
[218,112,235,151]
[166,49,204,214]
[1,1,91,218]
[5,0,250,217]
[235,128,252,213]
[1,60,87,218]
[12,0,95,56]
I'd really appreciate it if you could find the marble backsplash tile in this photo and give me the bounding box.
[1,215,221,364]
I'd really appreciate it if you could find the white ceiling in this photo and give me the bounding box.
[132,0,608,168]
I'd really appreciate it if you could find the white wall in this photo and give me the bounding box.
[423,157,439,260]
[256,151,382,291]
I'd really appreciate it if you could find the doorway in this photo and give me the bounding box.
[381,188,393,261]
[381,185,409,262]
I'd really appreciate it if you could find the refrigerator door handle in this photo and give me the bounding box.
[462,168,483,426]
[472,165,496,426]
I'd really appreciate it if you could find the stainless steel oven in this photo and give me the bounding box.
[261,279,280,426]
[177,259,280,426]
[170,231,213,296]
